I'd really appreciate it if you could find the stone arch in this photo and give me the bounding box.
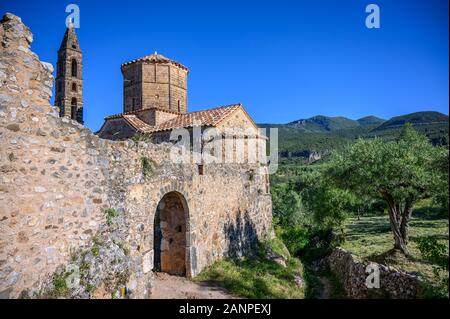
[153,191,191,276]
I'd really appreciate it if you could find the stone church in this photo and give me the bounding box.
[96,52,262,146]
[0,13,272,299]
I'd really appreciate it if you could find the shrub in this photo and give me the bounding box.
[141,156,155,178]
[105,208,117,226]
[417,236,449,298]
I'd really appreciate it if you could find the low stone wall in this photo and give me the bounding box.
[0,13,273,299]
[326,248,423,299]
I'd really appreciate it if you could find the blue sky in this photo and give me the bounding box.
[1,0,448,131]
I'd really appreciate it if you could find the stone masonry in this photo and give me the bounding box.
[326,248,424,299]
[0,13,273,299]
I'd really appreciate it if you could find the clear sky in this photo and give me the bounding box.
[1,0,448,131]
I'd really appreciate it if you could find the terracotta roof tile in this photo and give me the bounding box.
[105,103,247,134]
[122,115,153,133]
[148,104,242,133]
[105,107,180,120]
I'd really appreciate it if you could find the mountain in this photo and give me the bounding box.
[287,115,360,132]
[357,116,385,126]
[372,111,448,132]
[259,111,449,163]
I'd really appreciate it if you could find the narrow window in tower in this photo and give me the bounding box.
[72,83,77,92]
[177,100,181,113]
[71,59,78,78]
[71,97,77,120]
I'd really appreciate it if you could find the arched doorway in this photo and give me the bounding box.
[153,192,189,276]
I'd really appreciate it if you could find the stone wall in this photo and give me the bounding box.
[326,248,424,299]
[0,13,273,299]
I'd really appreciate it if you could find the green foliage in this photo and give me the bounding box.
[49,272,70,298]
[323,124,448,252]
[275,224,311,257]
[91,245,100,257]
[417,236,449,295]
[85,284,96,293]
[259,111,448,162]
[141,156,155,178]
[105,208,117,226]
[266,236,291,260]
[430,149,449,209]
[195,242,304,299]
[326,124,441,203]
[374,111,448,132]
[417,236,448,269]
[131,133,154,144]
[271,185,306,226]
[302,181,355,233]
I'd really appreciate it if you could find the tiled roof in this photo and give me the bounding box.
[105,107,180,120]
[147,104,242,133]
[122,115,153,133]
[121,53,189,71]
[107,103,244,133]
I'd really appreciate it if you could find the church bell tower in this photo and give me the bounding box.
[55,24,83,124]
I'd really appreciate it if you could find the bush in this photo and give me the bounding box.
[105,208,117,226]
[276,224,311,256]
[417,236,449,298]
[417,236,448,269]
[141,156,155,178]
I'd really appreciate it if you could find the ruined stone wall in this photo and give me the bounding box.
[0,13,272,299]
[326,248,424,299]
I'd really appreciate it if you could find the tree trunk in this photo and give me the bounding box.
[392,226,408,254]
[383,194,409,255]
[400,201,413,245]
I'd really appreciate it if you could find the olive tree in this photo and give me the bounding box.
[325,124,448,254]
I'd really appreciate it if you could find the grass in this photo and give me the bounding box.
[195,240,305,299]
[340,207,448,284]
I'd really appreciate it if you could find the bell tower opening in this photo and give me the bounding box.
[71,59,78,77]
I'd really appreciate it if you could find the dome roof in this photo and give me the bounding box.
[121,52,189,71]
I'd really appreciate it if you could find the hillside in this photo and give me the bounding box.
[287,115,360,132]
[373,111,448,131]
[259,111,449,162]
[357,116,385,126]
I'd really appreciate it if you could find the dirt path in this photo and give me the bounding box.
[150,272,237,299]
